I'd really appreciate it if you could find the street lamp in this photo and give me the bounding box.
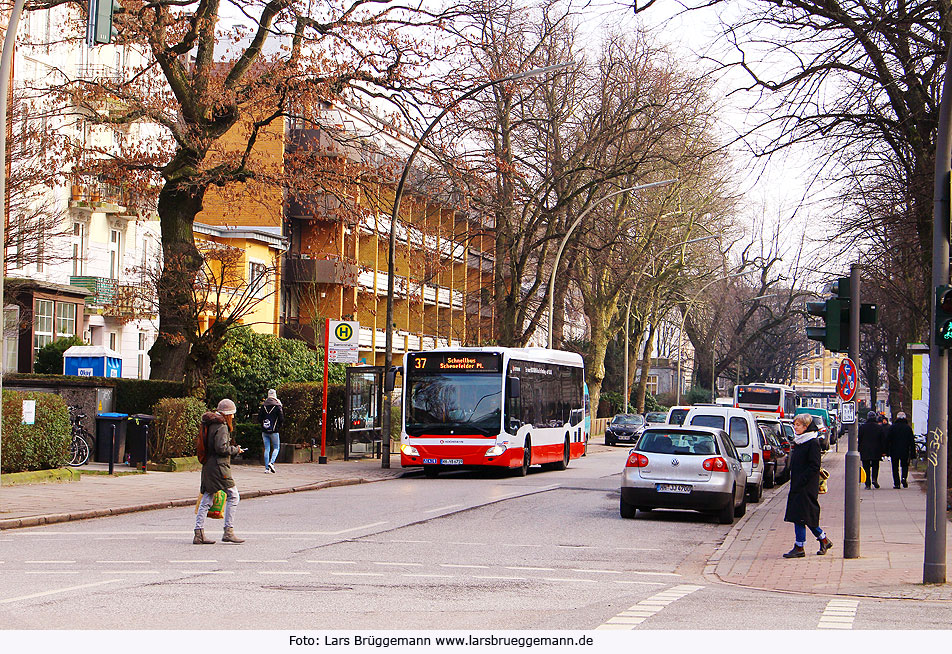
[546,178,678,349]
[622,234,717,413]
[675,271,748,405]
[380,62,570,467]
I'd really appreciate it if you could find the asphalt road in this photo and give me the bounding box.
[0,445,949,630]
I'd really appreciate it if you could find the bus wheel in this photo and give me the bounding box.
[423,466,440,478]
[514,438,531,477]
[552,438,570,471]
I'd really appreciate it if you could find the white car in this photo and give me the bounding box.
[682,406,765,503]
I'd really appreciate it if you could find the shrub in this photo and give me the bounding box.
[213,327,346,421]
[644,392,665,413]
[277,382,345,446]
[33,336,85,374]
[1,391,71,472]
[115,379,186,415]
[233,422,263,460]
[686,386,712,405]
[206,382,238,411]
[151,397,206,462]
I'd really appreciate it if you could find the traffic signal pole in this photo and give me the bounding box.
[844,264,861,559]
[925,42,952,585]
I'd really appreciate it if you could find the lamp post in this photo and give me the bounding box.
[380,63,569,468]
[0,0,27,462]
[546,178,678,349]
[675,271,747,405]
[622,234,716,413]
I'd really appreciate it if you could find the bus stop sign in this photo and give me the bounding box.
[836,357,857,402]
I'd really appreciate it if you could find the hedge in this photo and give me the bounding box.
[150,397,206,462]
[277,382,345,446]
[1,391,71,473]
[115,379,186,415]
[233,422,263,460]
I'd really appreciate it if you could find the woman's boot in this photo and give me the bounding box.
[193,529,215,544]
[222,527,245,544]
[817,537,834,555]
[782,545,805,558]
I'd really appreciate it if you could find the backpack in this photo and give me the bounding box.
[196,422,209,464]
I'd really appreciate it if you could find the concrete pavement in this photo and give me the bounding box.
[2,445,952,601]
[708,448,952,601]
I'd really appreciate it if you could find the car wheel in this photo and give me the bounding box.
[718,493,736,524]
[765,465,775,489]
[423,466,439,478]
[747,482,763,503]
[620,495,636,519]
[514,438,531,477]
[734,491,747,518]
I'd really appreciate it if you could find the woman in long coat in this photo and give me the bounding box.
[193,398,246,545]
[783,413,834,558]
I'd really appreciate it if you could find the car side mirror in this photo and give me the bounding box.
[384,366,402,393]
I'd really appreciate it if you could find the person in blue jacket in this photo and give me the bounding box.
[258,389,284,473]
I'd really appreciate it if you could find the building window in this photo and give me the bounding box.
[137,331,149,379]
[248,261,269,298]
[34,299,54,354]
[801,366,809,381]
[814,365,821,381]
[831,366,838,383]
[55,302,76,338]
[72,222,86,276]
[109,331,119,352]
[109,228,122,279]
[36,235,45,273]
[646,375,659,396]
[814,344,821,356]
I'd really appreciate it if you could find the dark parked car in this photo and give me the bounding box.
[756,423,790,488]
[605,414,646,446]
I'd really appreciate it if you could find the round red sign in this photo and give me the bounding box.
[836,358,857,402]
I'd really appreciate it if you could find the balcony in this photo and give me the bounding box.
[287,127,361,163]
[70,276,118,307]
[286,192,347,222]
[284,256,358,287]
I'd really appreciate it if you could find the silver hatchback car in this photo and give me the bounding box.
[620,426,748,524]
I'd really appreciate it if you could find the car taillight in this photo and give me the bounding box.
[702,457,729,472]
[753,452,760,465]
[626,452,649,468]
[762,447,772,461]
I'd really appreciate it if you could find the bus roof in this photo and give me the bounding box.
[410,346,584,368]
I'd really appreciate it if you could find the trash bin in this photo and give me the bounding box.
[126,414,154,468]
[95,413,128,463]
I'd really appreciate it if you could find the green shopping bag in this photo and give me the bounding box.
[194,490,227,519]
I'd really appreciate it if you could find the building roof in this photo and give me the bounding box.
[4,277,92,299]
[193,222,286,249]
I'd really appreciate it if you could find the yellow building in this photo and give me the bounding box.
[794,343,878,412]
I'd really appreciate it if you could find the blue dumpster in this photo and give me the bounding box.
[63,345,122,378]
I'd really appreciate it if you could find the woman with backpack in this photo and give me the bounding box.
[258,388,284,473]
[194,398,246,545]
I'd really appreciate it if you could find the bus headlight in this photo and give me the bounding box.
[400,444,420,456]
[485,445,506,456]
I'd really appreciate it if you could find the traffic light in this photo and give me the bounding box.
[806,299,848,352]
[935,286,952,350]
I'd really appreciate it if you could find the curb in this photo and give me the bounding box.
[0,476,391,530]
[1,468,81,486]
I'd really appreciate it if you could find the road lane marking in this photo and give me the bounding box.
[506,566,554,571]
[102,570,160,574]
[373,562,424,567]
[237,560,289,563]
[818,599,858,629]
[0,579,121,604]
[424,504,462,513]
[257,571,311,575]
[169,560,217,563]
[306,560,357,565]
[613,581,666,586]
[390,540,428,543]
[96,560,151,564]
[474,575,526,581]
[570,568,621,575]
[25,560,75,564]
[184,570,234,575]
[403,574,454,579]
[330,572,384,577]
[446,542,484,546]
[541,578,598,584]
[25,571,80,575]
[498,543,538,548]
[596,584,704,630]
[440,564,489,569]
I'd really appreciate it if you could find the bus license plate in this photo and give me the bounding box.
[441,459,464,465]
[656,483,691,494]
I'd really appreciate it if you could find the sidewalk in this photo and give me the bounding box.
[0,456,407,530]
[708,449,952,601]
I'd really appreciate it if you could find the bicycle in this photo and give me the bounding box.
[66,406,92,467]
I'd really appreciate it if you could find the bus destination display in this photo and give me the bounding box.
[408,353,501,373]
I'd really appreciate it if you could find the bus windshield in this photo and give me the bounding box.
[736,386,781,409]
[406,373,502,436]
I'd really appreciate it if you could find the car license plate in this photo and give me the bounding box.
[441,458,464,465]
[656,483,691,494]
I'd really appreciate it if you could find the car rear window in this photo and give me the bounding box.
[690,414,725,430]
[638,431,718,455]
[669,408,689,425]
[758,421,782,439]
[729,416,750,448]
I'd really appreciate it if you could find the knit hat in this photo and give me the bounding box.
[267,389,277,400]
[896,412,907,420]
[217,398,237,415]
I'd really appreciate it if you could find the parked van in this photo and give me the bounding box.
[666,405,692,426]
[683,406,765,502]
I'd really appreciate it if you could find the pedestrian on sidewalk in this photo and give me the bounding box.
[886,411,915,489]
[859,411,886,489]
[258,388,284,474]
[783,413,833,558]
[194,398,246,545]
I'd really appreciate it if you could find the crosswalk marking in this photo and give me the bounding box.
[818,599,858,629]
[595,584,704,630]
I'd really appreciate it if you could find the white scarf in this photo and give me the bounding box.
[793,430,817,445]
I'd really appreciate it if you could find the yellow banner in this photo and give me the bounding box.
[913,354,923,401]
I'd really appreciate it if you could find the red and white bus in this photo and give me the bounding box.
[733,383,799,418]
[398,347,587,477]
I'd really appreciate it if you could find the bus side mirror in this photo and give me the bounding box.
[384,366,402,393]
[509,377,521,399]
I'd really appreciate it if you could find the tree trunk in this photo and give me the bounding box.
[585,304,617,418]
[148,178,206,382]
[634,322,657,413]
